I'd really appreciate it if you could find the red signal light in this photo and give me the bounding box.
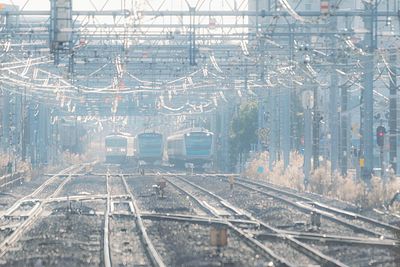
[376,126,386,147]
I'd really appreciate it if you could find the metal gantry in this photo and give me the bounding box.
[0,0,399,177]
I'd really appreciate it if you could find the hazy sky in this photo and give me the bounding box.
[2,0,124,10]
[0,0,236,11]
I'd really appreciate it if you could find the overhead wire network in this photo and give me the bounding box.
[1,0,395,133]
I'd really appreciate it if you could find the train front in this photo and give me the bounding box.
[184,131,213,169]
[105,135,128,164]
[136,133,163,165]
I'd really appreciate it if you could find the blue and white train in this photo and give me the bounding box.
[135,132,164,165]
[105,133,134,163]
[167,128,214,169]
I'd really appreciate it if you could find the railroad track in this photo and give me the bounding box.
[0,163,91,257]
[3,163,395,266]
[165,175,348,267]
[174,173,400,264]
[116,173,167,267]
[229,176,400,239]
[104,170,159,267]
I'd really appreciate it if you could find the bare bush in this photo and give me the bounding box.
[244,151,304,190]
[309,165,332,195]
[0,153,33,181]
[244,152,400,211]
[60,151,88,166]
[334,174,366,204]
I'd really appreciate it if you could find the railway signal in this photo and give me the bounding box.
[376,126,386,147]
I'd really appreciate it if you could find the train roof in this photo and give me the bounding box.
[137,132,163,137]
[167,127,213,140]
[106,132,133,138]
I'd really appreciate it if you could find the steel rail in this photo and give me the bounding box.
[140,212,260,226]
[0,163,89,258]
[258,231,399,248]
[170,175,349,267]
[234,180,384,238]
[120,175,166,267]
[164,176,302,267]
[0,164,77,219]
[233,177,400,238]
[0,171,25,188]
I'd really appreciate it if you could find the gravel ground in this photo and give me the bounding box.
[235,178,400,239]
[109,175,128,196]
[48,200,107,216]
[186,176,363,237]
[33,176,67,199]
[166,177,321,266]
[0,172,61,210]
[306,242,400,267]
[6,163,396,267]
[144,220,273,267]
[0,207,104,267]
[260,238,319,267]
[363,210,400,228]
[250,177,400,227]
[127,175,206,215]
[110,216,150,266]
[0,228,12,243]
[185,175,400,265]
[58,175,107,198]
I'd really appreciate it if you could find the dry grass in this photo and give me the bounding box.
[244,151,305,190]
[0,153,33,181]
[245,152,400,210]
[60,151,90,166]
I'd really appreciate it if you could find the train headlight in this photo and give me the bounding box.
[106,148,113,152]
[120,148,126,152]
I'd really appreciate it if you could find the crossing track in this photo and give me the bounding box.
[0,163,92,258]
[227,175,400,239]
[124,173,283,266]
[164,174,349,267]
[176,173,400,265]
[1,164,398,266]
[103,170,165,267]
[119,173,167,267]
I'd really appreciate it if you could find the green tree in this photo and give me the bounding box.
[229,101,258,169]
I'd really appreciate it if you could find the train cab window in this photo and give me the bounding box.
[106,138,127,147]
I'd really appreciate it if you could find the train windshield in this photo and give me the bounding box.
[105,138,127,147]
[185,133,212,156]
[138,135,163,155]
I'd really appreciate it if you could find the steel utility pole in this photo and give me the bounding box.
[340,80,349,176]
[281,25,293,169]
[303,89,313,188]
[313,83,320,170]
[329,1,339,174]
[361,0,377,181]
[269,90,278,170]
[189,6,196,66]
[257,100,266,151]
[389,49,397,174]
[257,29,266,152]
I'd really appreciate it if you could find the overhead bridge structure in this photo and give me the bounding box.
[0,0,399,177]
